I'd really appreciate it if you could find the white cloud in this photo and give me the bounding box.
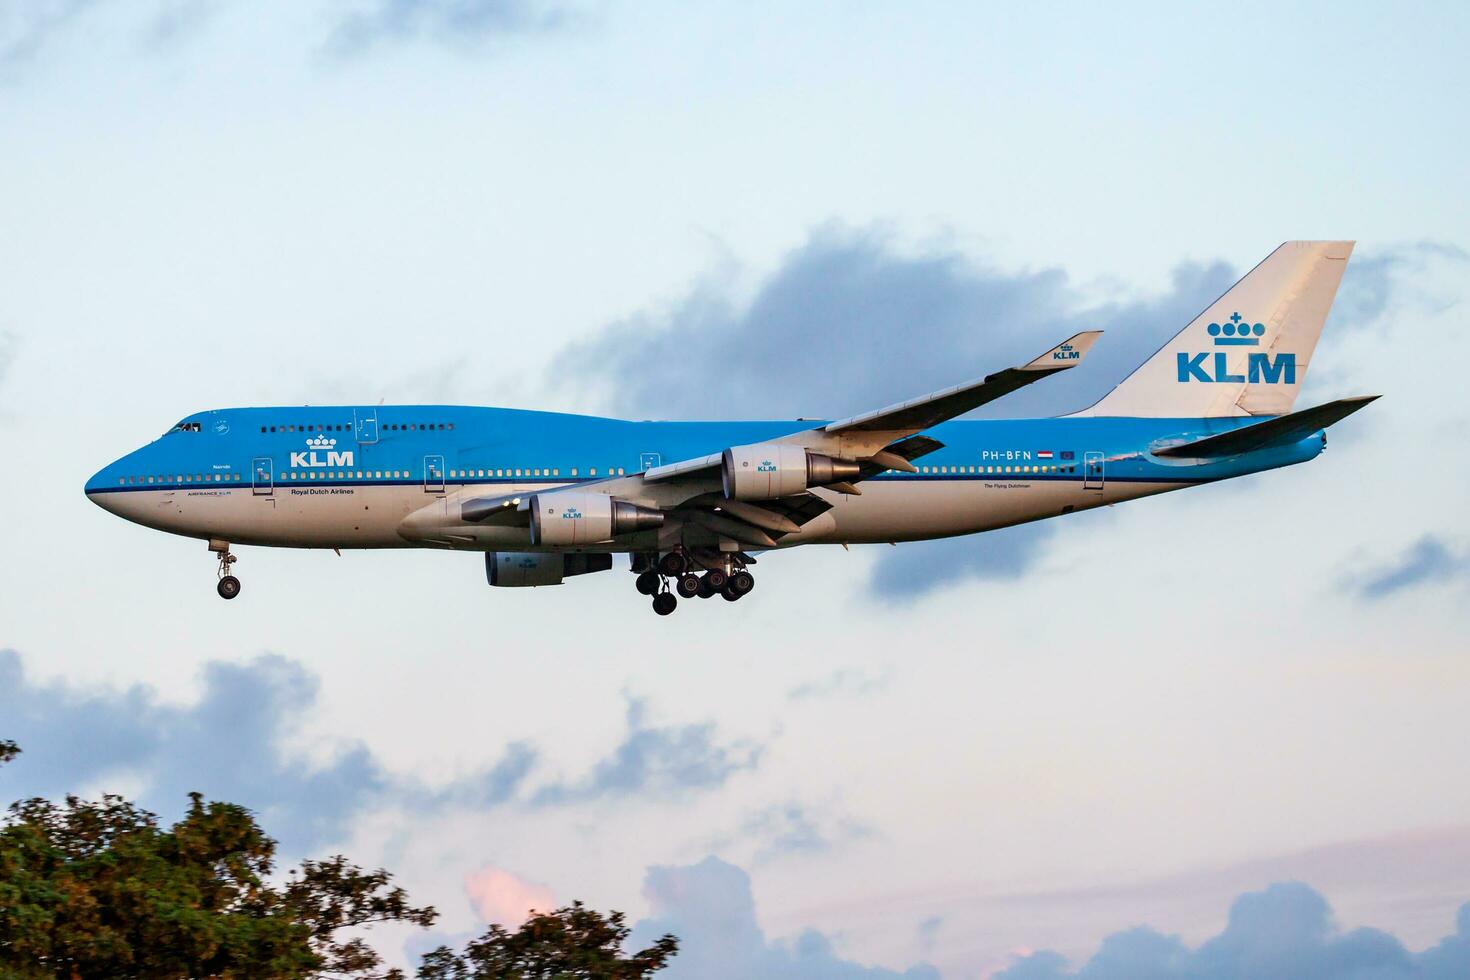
[463,865,556,927]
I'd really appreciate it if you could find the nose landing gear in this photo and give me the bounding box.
[210,540,241,600]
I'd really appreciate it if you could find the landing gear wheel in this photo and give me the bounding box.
[676,573,701,598]
[652,591,678,616]
[730,570,755,595]
[721,584,742,602]
[704,569,727,591]
[657,551,688,576]
[697,576,717,599]
[212,543,240,600]
[635,570,660,595]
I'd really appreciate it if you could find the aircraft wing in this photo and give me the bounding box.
[644,331,1101,487]
[459,332,1097,546]
[822,330,1102,434]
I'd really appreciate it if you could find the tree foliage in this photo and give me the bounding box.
[0,741,677,978]
[0,785,435,979]
[416,902,678,980]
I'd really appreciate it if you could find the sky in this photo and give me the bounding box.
[1,1,1469,977]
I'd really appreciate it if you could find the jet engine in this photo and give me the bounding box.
[721,443,861,500]
[528,491,664,546]
[486,551,613,587]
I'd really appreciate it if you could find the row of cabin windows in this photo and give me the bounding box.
[276,467,629,480]
[444,467,625,479]
[258,423,455,434]
[119,473,236,485]
[912,464,1079,475]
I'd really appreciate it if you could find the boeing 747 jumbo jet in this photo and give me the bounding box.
[87,241,1376,615]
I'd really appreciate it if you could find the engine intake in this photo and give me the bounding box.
[721,443,861,500]
[528,491,664,546]
[486,552,613,587]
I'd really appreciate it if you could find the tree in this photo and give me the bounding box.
[1,741,678,979]
[0,777,435,978]
[416,903,678,980]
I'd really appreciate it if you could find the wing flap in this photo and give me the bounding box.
[643,453,721,483]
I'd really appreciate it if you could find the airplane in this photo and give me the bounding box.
[86,241,1377,615]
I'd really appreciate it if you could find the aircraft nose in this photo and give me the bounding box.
[85,462,124,512]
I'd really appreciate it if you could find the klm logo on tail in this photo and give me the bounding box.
[1177,312,1295,384]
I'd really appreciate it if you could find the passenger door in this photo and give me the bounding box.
[1083,451,1105,490]
[424,454,445,494]
[252,456,273,496]
[354,409,379,445]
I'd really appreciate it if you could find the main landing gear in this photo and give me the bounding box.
[210,540,241,600]
[631,549,756,615]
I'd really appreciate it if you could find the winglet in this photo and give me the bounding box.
[1022,330,1103,371]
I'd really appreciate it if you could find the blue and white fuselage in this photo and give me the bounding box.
[84,409,1322,548]
[83,241,1376,611]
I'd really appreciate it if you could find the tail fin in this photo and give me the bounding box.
[1078,241,1354,418]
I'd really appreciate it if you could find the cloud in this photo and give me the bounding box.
[463,865,556,927]
[0,650,396,849]
[328,0,587,55]
[866,524,1060,600]
[706,802,873,866]
[424,740,540,810]
[1330,241,1468,332]
[788,667,890,701]
[554,226,1236,424]
[1350,535,1470,600]
[531,696,762,805]
[0,0,97,71]
[141,0,222,49]
[630,856,941,980]
[994,881,1470,980]
[0,331,15,392]
[0,652,752,848]
[916,915,943,952]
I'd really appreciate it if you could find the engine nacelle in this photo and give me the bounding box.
[528,491,664,546]
[486,552,613,587]
[721,443,862,500]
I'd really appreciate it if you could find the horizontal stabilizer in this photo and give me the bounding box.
[1152,396,1379,458]
[824,331,1102,434]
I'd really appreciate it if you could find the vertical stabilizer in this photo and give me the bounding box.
[1078,241,1354,418]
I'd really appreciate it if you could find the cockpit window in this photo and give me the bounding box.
[169,421,202,434]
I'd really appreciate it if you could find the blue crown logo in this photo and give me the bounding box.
[1206,312,1265,347]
